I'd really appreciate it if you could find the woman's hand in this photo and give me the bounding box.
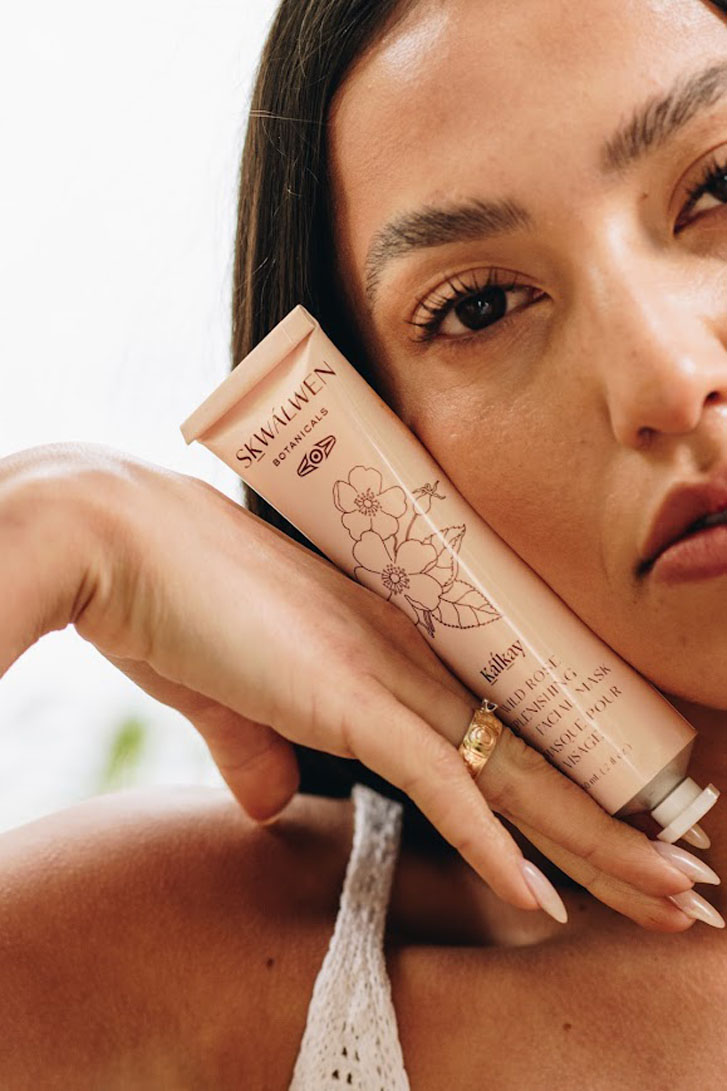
[0,442,702,929]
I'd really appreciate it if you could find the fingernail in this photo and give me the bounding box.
[519,859,568,924]
[668,890,726,929]
[680,823,711,849]
[651,841,721,885]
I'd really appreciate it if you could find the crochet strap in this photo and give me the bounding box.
[289,784,410,1090]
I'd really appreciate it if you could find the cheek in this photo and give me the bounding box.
[402,376,604,595]
[386,360,727,706]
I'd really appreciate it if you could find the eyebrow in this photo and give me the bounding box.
[364,60,727,306]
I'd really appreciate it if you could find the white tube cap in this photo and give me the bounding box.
[651,778,720,844]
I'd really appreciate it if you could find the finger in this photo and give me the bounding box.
[195,707,301,823]
[334,676,542,912]
[100,654,299,821]
[372,654,697,902]
[508,814,696,933]
[477,727,694,898]
[372,646,475,746]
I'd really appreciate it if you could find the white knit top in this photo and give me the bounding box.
[288,784,411,1090]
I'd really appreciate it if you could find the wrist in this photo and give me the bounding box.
[0,444,113,675]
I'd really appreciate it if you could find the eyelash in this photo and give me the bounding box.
[408,155,727,345]
[678,153,727,225]
[407,269,537,344]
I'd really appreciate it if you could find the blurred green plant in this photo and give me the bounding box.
[97,715,150,792]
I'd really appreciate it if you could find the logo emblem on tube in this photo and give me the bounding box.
[297,435,336,477]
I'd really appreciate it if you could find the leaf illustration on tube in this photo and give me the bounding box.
[406,599,436,638]
[434,579,501,629]
[421,524,466,592]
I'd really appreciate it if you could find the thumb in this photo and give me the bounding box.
[99,654,300,821]
[195,706,300,822]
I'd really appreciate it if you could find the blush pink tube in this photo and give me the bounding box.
[181,304,719,845]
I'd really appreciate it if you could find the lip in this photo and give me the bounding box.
[639,463,727,577]
[648,524,727,583]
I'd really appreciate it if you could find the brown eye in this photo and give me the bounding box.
[436,283,536,340]
[678,156,727,228]
[409,270,544,343]
[452,287,508,331]
[694,166,727,214]
[707,168,727,202]
[702,163,724,202]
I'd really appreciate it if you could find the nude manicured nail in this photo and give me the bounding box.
[519,860,568,924]
[651,841,721,885]
[680,823,711,850]
[668,890,726,929]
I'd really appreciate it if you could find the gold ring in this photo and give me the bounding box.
[458,699,504,781]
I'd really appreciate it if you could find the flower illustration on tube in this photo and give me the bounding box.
[333,466,407,541]
[353,532,445,623]
[334,464,502,638]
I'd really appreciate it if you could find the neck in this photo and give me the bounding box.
[661,693,727,904]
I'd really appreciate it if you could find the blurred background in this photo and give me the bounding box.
[0,0,279,830]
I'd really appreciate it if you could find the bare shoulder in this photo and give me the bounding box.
[0,785,355,1090]
[1,786,725,1091]
[389,884,727,1091]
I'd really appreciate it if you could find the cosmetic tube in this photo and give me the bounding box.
[181,304,719,844]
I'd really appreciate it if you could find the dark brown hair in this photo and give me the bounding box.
[229,0,451,835]
[231,0,412,549]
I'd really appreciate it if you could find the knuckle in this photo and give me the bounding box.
[626,901,691,933]
[356,587,423,651]
[479,728,547,813]
[577,835,606,871]
[576,875,685,935]
[449,824,482,863]
[383,599,424,647]
[573,859,611,895]
[332,672,394,760]
[328,606,399,671]
[480,728,595,824]
[450,806,506,864]
[502,730,548,775]
[397,730,454,800]
[637,909,674,932]
[336,696,363,761]
[329,631,370,676]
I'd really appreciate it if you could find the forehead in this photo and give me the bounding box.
[327,0,720,292]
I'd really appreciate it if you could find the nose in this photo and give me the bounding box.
[577,253,727,450]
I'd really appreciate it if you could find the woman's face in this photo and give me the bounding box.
[327,0,727,708]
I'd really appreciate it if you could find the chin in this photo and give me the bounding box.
[571,587,727,712]
[659,679,727,713]
[632,637,727,712]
